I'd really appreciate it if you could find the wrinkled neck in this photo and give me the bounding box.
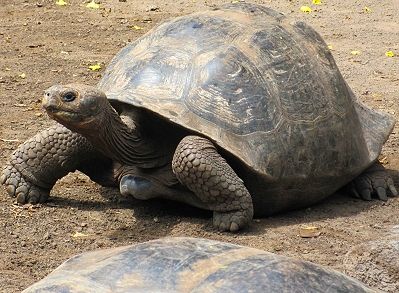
[84,103,165,168]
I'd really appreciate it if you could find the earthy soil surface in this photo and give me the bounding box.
[0,0,398,292]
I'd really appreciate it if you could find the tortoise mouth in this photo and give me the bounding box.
[48,110,98,131]
[44,105,79,118]
[44,106,93,126]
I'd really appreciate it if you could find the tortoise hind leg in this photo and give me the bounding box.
[349,162,398,201]
[1,124,115,204]
[172,135,254,232]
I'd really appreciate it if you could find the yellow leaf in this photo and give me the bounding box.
[299,226,321,238]
[231,0,239,3]
[86,0,100,9]
[55,0,67,6]
[379,156,389,165]
[132,25,143,30]
[88,63,102,71]
[19,73,26,79]
[327,44,333,50]
[363,6,372,13]
[71,232,88,238]
[300,6,312,13]
[385,51,395,57]
[351,50,361,55]
[312,0,321,5]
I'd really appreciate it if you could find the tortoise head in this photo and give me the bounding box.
[43,84,109,132]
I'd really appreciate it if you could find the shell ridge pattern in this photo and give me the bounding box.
[251,23,331,123]
[185,25,281,135]
[290,20,353,117]
[178,247,271,292]
[97,3,377,177]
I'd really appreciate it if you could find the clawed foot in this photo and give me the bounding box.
[213,209,252,232]
[1,165,49,204]
[349,163,398,201]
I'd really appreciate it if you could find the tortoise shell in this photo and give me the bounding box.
[23,237,373,292]
[98,3,394,180]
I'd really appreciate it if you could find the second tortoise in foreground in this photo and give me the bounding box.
[23,237,375,292]
[1,3,397,232]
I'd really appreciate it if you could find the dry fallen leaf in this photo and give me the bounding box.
[71,232,89,238]
[299,226,321,238]
[351,50,361,55]
[327,44,333,50]
[86,0,100,9]
[300,6,312,13]
[19,73,26,79]
[312,0,321,5]
[385,51,395,57]
[55,0,67,6]
[131,25,143,30]
[88,63,102,71]
[363,6,372,13]
[379,156,389,165]
[0,138,20,142]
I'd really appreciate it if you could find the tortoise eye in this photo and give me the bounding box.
[62,91,77,102]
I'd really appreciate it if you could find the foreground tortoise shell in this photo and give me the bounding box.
[99,3,394,213]
[23,237,374,292]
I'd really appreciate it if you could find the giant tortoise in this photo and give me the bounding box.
[23,237,375,292]
[1,3,397,231]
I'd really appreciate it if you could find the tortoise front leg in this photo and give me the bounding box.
[1,124,111,204]
[172,136,254,232]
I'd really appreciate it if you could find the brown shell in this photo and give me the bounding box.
[98,3,394,179]
[24,237,374,292]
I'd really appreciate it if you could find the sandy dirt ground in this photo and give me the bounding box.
[0,0,398,292]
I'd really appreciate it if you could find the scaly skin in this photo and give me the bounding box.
[349,162,398,201]
[1,124,99,204]
[172,136,254,232]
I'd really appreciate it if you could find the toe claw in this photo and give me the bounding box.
[16,192,26,204]
[350,186,360,198]
[376,187,388,201]
[28,190,40,204]
[230,222,239,232]
[387,179,398,197]
[218,222,227,232]
[360,189,372,201]
[389,185,398,197]
[6,185,16,197]
[388,185,398,196]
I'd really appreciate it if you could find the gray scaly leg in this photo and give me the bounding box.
[1,124,103,204]
[172,136,253,232]
[349,162,398,201]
